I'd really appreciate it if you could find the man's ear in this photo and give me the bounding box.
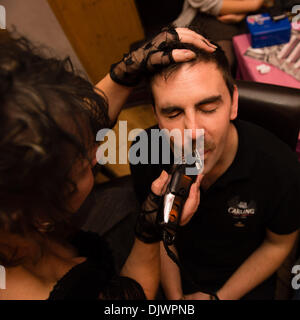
[230,85,238,120]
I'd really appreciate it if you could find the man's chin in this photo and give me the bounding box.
[202,154,215,175]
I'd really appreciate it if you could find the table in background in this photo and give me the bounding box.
[233,33,300,89]
[233,33,300,161]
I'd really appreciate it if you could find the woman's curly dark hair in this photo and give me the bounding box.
[0,32,111,266]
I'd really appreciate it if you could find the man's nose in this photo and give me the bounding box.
[184,112,202,140]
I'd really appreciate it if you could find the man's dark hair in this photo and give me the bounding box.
[148,41,235,106]
[0,32,110,266]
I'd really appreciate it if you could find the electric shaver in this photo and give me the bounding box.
[159,150,203,245]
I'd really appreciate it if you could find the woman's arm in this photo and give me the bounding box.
[217,13,246,24]
[120,239,161,300]
[121,172,202,299]
[95,75,133,125]
[220,0,264,15]
[160,243,183,300]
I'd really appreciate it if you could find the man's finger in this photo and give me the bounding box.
[196,173,204,187]
[180,187,200,225]
[180,174,203,225]
[176,28,217,51]
[171,49,196,63]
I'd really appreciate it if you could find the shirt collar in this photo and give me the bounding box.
[208,119,256,189]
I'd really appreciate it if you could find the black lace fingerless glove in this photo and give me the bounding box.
[135,190,163,243]
[110,26,179,87]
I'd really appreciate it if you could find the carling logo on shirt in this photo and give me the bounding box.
[227,196,256,227]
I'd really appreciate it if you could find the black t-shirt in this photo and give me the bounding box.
[130,119,300,296]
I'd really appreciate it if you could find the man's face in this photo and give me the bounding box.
[151,61,238,175]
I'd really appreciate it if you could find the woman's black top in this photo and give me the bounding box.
[47,230,146,300]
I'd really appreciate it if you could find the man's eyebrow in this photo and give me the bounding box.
[195,95,223,107]
[159,106,183,114]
